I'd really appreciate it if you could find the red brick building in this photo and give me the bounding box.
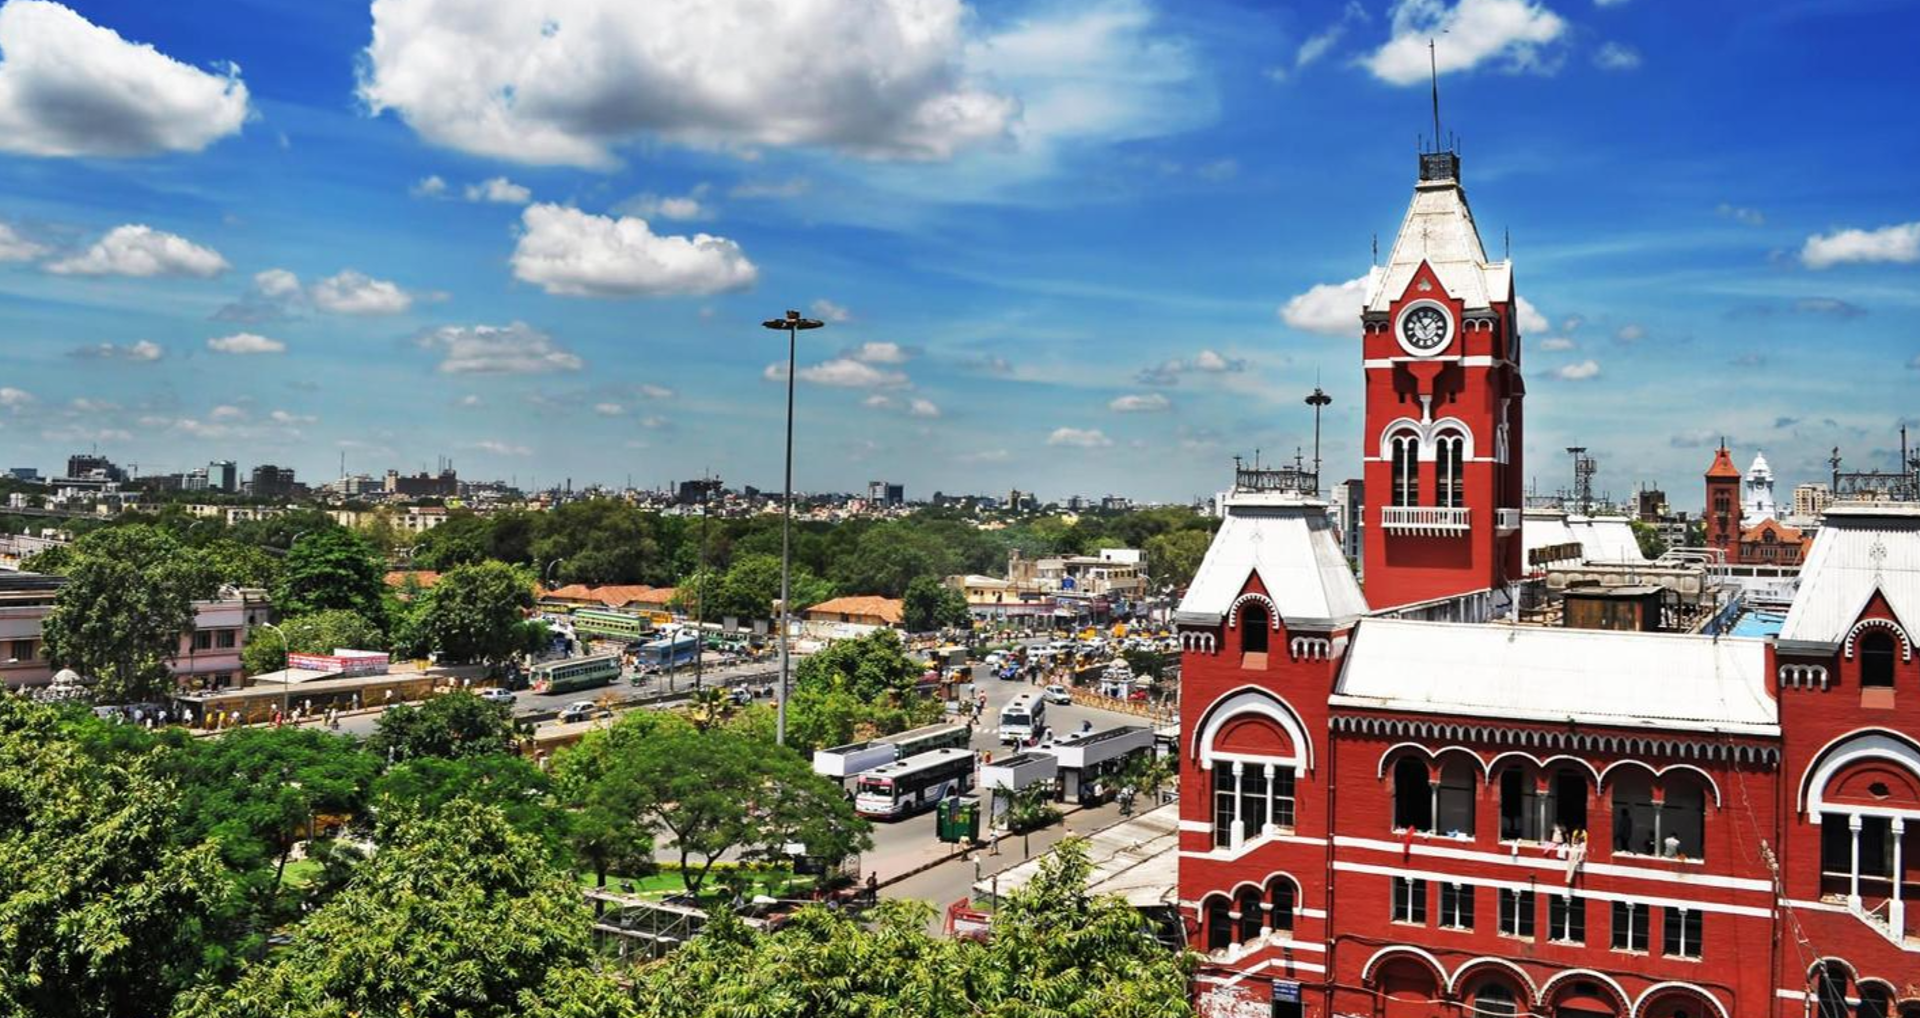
[1176,149,1919,1018]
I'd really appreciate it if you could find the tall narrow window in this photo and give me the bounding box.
[1438,434,1465,507]
[1391,435,1418,507]
[1391,877,1427,924]
[1239,766,1269,836]
[1438,882,1474,930]
[1270,766,1297,829]
[1860,632,1896,688]
[1269,880,1296,933]
[1393,757,1433,832]
[1661,906,1702,959]
[1205,896,1233,952]
[1549,893,1585,944]
[1610,900,1648,952]
[1241,604,1269,655]
[1236,887,1264,943]
[1497,888,1535,938]
[1212,771,1235,848]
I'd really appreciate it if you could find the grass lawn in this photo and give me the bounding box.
[281,857,322,889]
[576,865,809,902]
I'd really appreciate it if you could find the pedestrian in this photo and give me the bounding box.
[352,693,361,711]
[865,872,879,904]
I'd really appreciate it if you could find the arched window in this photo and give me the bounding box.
[1204,895,1233,952]
[1393,756,1433,832]
[1860,632,1896,688]
[1611,768,1656,855]
[1661,772,1708,860]
[1268,878,1296,933]
[1472,981,1521,1017]
[1236,886,1264,943]
[1437,433,1466,508]
[1501,763,1587,843]
[1391,434,1418,507]
[1436,757,1477,836]
[1241,603,1270,655]
[1858,982,1892,1018]
[1814,963,1848,1018]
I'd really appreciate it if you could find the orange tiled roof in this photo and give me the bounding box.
[800,595,904,624]
[1706,445,1741,480]
[1740,518,1805,543]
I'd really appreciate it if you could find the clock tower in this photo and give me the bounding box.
[1359,149,1525,610]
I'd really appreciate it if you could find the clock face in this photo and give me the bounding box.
[1397,303,1452,356]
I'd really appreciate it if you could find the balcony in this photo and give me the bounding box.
[1380,506,1471,535]
[1496,508,1522,532]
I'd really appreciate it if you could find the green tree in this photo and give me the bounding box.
[1630,519,1668,559]
[0,698,230,1018]
[902,575,970,632]
[201,538,282,588]
[241,608,387,674]
[275,528,387,620]
[532,498,666,585]
[176,801,610,1018]
[368,690,517,763]
[712,552,834,622]
[410,509,494,570]
[1144,526,1214,593]
[374,753,568,862]
[551,711,670,889]
[413,560,537,665]
[40,525,219,702]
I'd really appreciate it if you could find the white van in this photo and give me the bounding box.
[998,694,1047,745]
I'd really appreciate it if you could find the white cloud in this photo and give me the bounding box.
[310,270,414,315]
[511,204,758,297]
[269,409,316,425]
[638,383,674,399]
[1280,269,1380,336]
[1616,323,1645,343]
[1801,221,1920,270]
[863,394,897,410]
[469,440,532,457]
[851,341,908,364]
[1047,426,1113,448]
[1295,1,1369,70]
[358,0,1015,168]
[1536,337,1575,351]
[46,224,228,277]
[593,402,624,416]
[457,394,482,407]
[208,404,246,421]
[619,191,709,221]
[959,448,1010,463]
[1109,392,1171,413]
[730,178,810,199]
[206,332,285,355]
[1138,348,1248,385]
[0,222,45,261]
[418,321,584,375]
[464,176,532,204]
[0,386,33,409]
[255,267,301,298]
[1592,41,1640,71]
[1716,203,1765,227]
[1515,296,1548,335]
[410,174,448,198]
[0,0,248,158]
[1192,350,1239,372]
[794,358,909,388]
[69,339,163,361]
[1552,359,1600,381]
[1365,0,1567,85]
[812,298,852,323]
[908,398,941,418]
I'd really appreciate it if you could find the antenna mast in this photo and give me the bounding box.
[1429,38,1442,150]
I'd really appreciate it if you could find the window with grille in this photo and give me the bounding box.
[1497,888,1535,938]
[1438,434,1465,507]
[1610,900,1648,952]
[1438,882,1474,930]
[1390,434,1418,506]
[1270,766,1296,829]
[1661,906,1702,959]
[1548,893,1586,944]
[1391,877,1427,924]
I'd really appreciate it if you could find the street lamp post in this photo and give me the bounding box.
[261,621,288,724]
[761,309,825,746]
[1305,386,1332,497]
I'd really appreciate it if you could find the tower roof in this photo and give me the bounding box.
[1176,493,1368,628]
[1705,445,1741,480]
[1365,158,1509,314]
[1746,451,1772,480]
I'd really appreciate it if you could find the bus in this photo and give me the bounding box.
[998,694,1046,745]
[531,654,621,695]
[636,630,699,670]
[880,722,971,759]
[571,608,651,641]
[853,748,976,819]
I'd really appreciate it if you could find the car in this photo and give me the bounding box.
[477,687,515,705]
[727,686,752,706]
[1043,684,1072,705]
[557,700,603,723]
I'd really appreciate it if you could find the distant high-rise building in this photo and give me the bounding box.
[1792,481,1833,518]
[867,481,904,507]
[65,454,123,482]
[208,460,237,493]
[6,467,40,482]
[1330,478,1364,564]
[384,467,458,498]
[249,464,296,497]
[1635,486,1667,523]
[676,478,723,505]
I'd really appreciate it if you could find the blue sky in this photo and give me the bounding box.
[0,0,1915,509]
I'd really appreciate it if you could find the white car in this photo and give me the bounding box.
[558,701,603,723]
[477,687,515,705]
[1043,684,1072,705]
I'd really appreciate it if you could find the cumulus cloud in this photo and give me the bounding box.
[1047,427,1113,448]
[0,0,248,158]
[792,358,909,388]
[69,339,163,361]
[1280,269,1380,336]
[268,409,315,425]
[1536,337,1575,351]
[1109,392,1171,413]
[908,398,941,418]
[811,298,852,323]
[593,402,624,416]
[1365,0,1567,85]
[638,383,674,399]
[1615,323,1645,343]
[410,174,448,198]
[1669,429,1719,449]
[206,332,285,355]
[310,270,414,315]
[618,189,710,221]
[1592,41,1641,71]
[469,440,532,457]
[0,386,33,409]
[1801,221,1920,269]
[464,176,532,204]
[358,0,1016,168]
[0,222,45,260]
[1515,296,1548,335]
[850,341,908,364]
[511,204,758,297]
[1137,349,1246,386]
[959,448,1010,463]
[1552,359,1600,381]
[418,321,584,375]
[1716,203,1764,227]
[46,224,227,277]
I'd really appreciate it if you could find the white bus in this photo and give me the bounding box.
[998,694,1046,745]
[853,748,976,819]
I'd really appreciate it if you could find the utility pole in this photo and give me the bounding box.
[761,309,825,746]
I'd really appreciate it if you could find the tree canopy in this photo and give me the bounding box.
[275,528,387,621]
[39,525,220,702]
[902,575,970,633]
[369,690,518,763]
[411,561,536,665]
[241,608,386,674]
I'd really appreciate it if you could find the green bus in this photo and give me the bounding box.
[531,654,622,695]
[572,608,650,641]
[881,722,971,759]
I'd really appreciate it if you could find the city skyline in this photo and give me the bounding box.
[1,0,1915,503]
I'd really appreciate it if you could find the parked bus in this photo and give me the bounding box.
[572,608,651,641]
[853,748,976,819]
[636,630,699,670]
[531,654,621,695]
[998,694,1047,745]
[880,722,970,759]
